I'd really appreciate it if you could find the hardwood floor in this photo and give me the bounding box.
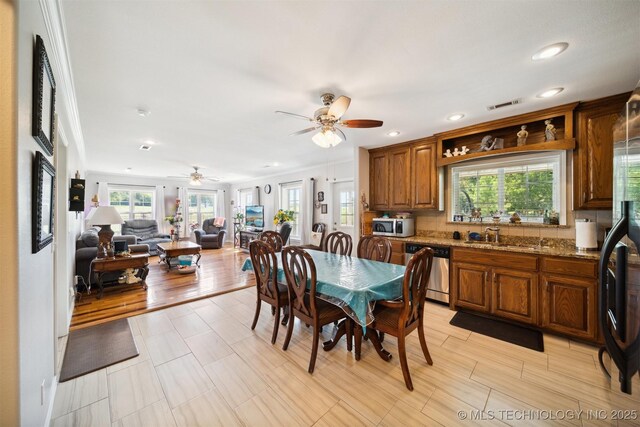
[70,245,255,330]
[55,285,640,426]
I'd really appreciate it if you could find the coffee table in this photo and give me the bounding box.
[157,241,202,270]
[91,254,150,299]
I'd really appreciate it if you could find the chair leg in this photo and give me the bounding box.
[398,334,413,391]
[282,314,295,351]
[271,306,276,315]
[345,319,353,352]
[418,323,433,365]
[281,305,289,326]
[309,321,320,374]
[271,307,281,344]
[250,298,261,330]
[379,332,385,343]
[354,324,362,361]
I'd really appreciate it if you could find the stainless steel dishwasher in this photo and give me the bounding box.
[405,243,450,304]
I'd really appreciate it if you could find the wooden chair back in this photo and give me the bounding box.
[249,240,280,301]
[402,247,434,326]
[257,230,284,252]
[357,235,392,263]
[323,231,353,256]
[282,246,317,318]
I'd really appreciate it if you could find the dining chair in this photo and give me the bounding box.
[322,231,353,256]
[256,230,284,252]
[281,246,350,373]
[356,235,393,263]
[249,240,289,344]
[368,246,434,390]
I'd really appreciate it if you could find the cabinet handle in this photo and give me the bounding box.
[431,197,434,206]
[583,192,587,202]
[493,272,496,283]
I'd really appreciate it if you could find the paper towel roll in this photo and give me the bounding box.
[575,220,597,250]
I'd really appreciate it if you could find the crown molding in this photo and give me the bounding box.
[39,0,85,162]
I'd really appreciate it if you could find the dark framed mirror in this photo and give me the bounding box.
[32,35,56,156]
[32,151,55,253]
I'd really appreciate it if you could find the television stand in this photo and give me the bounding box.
[239,230,260,251]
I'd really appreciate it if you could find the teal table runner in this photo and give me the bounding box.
[241,249,406,327]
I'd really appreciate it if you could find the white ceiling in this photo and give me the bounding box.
[61,0,640,183]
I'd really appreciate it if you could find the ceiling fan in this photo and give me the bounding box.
[168,167,219,186]
[276,93,383,148]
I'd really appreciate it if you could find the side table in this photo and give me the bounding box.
[91,254,150,299]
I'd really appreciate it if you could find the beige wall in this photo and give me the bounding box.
[0,0,19,425]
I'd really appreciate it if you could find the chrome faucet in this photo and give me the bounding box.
[484,227,500,243]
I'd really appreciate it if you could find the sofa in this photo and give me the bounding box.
[121,219,171,255]
[194,218,227,249]
[75,227,149,286]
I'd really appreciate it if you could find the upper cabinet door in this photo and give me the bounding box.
[574,93,629,210]
[370,151,389,210]
[388,146,412,209]
[411,139,437,209]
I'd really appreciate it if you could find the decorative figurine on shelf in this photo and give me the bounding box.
[491,210,503,224]
[545,119,557,141]
[517,125,528,146]
[453,148,461,156]
[479,135,496,151]
[460,146,470,155]
[444,149,453,158]
[509,212,522,224]
[470,207,482,221]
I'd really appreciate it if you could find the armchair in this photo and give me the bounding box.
[194,218,227,249]
[121,219,171,255]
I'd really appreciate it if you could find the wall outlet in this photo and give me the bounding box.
[40,380,45,405]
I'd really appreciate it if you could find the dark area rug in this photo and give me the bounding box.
[59,318,138,382]
[450,311,544,352]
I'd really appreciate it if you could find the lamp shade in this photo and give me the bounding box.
[87,206,124,226]
[312,129,342,148]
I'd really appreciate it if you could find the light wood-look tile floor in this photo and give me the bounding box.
[52,287,640,426]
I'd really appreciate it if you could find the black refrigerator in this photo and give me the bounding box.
[599,83,640,394]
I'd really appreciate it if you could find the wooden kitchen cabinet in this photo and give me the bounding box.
[370,151,389,210]
[491,268,538,325]
[388,146,412,209]
[451,262,491,313]
[574,92,629,210]
[411,138,438,209]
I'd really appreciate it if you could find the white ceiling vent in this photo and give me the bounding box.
[486,98,522,111]
[139,144,152,151]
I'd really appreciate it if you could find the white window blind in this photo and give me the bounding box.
[450,152,565,223]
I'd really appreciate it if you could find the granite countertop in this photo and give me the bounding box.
[389,235,601,260]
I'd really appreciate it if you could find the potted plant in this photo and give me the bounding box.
[273,209,295,231]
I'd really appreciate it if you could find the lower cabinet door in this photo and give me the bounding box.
[452,262,491,313]
[491,268,538,325]
[540,274,597,340]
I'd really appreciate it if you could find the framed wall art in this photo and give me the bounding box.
[32,151,55,253]
[32,35,56,156]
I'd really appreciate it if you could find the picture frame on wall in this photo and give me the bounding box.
[32,34,56,156]
[32,151,55,253]
[321,204,328,214]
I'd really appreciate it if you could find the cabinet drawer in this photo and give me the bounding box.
[452,248,538,270]
[541,257,598,278]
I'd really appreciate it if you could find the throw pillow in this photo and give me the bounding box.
[310,232,322,247]
[81,228,99,247]
[213,217,225,228]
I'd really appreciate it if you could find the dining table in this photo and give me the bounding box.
[241,249,407,361]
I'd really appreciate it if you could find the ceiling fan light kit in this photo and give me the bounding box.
[278,93,383,148]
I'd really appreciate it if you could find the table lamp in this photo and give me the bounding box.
[87,206,124,258]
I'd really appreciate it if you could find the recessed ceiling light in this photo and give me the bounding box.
[532,42,569,61]
[447,113,465,121]
[124,167,132,172]
[139,145,152,151]
[144,139,156,145]
[387,131,401,137]
[137,108,150,117]
[537,87,564,98]
[272,162,280,167]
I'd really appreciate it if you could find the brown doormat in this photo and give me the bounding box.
[59,318,138,382]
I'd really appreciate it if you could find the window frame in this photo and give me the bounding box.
[448,152,567,225]
[107,185,155,222]
[279,181,302,239]
[186,190,218,231]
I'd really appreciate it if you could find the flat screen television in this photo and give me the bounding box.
[245,205,264,229]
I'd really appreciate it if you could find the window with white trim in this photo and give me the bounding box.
[108,186,155,233]
[450,152,565,223]
[280,182,302,238]
[237,188,254,214]
[339,190,355,226]
[187,190,218,231]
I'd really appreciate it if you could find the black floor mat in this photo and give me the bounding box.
[450,311,544,352]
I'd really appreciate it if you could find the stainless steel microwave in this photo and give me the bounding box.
[372,218,415,237]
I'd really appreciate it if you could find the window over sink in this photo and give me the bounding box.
[450,152,566,224]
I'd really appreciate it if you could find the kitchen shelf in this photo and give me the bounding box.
[437,138,576,167]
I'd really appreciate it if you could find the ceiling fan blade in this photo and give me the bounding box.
[275,111,314,121]
[334,127,347,142]
[167,175,189,179]
[204,177,220,182]
[327,96,351,119]
[289,126,319,136]
[340,119,383,128]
